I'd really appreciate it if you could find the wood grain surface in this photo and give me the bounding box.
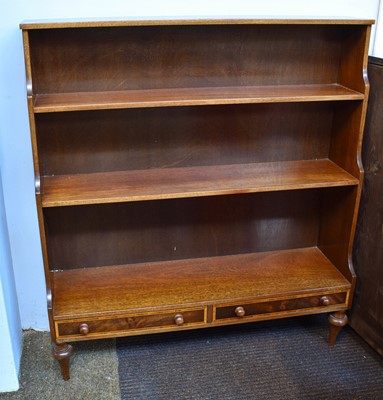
[51,247,350,320]
[33,84,364,113]
[27,25,355,95]
[20,19,372,372]
[41,159,358,207]
[35,102,336,176]
[215,292,347,319]
[20,17,375,30]
[351,56,383,357]
[43,190,322,269]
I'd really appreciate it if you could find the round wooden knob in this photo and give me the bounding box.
[174,314,184,326]
[235,306,245,318]
[320,296,330,306]
[79,323,89,335]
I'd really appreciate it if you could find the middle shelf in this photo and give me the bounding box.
[41,159,358,207]
[33,84,364,113]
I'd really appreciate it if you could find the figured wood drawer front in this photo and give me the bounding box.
[215,292,347,320]
[57,309,205,338]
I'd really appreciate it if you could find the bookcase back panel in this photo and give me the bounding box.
[36,103,333,176]
[44,190,321,270]
[28,25,347,94]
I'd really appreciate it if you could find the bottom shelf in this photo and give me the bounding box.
[51,247,350,320]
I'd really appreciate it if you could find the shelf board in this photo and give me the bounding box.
[33,84,364,113]
[51,247,350,320]
[42,159,359,207]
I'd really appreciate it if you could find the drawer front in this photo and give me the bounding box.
[57,308,205,339]
[215,292,347,321]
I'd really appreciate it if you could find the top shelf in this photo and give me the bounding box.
[33,84,364,113]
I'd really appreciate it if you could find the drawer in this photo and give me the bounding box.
[57,308,206,339]
[215,292,347,321]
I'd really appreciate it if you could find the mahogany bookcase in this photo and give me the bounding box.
[20,17,373,379]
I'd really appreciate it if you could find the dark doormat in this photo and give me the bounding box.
[116,315,383,400]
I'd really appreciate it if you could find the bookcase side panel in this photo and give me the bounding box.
[21,29,57,341]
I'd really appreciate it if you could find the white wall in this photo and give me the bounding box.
[0,172,22,392]
[0,1,380,332]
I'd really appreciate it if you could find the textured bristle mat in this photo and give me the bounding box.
[116,315,383,400]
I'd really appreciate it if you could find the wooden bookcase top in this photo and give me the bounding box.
[20,17,375,30]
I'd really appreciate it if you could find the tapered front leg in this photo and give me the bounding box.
[328,311,348,347]
[52,343,74,380]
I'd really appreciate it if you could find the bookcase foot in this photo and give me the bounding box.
[52,343,74,380]
[328,311,348,347]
